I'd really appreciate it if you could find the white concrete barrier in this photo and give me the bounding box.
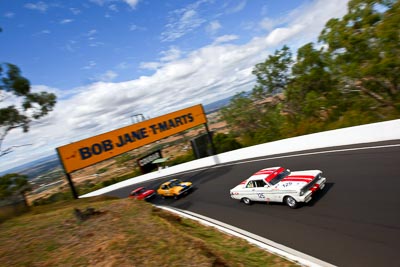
[80,119,400,198]
[217,118,400,163]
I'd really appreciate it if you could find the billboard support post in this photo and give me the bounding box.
[65,172,79,199]
[56,148,79,199]
[204,123,216,155]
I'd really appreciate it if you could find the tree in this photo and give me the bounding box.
[0,63,57,155]
[252,45,293,100]
[213,133,242,153]
[285,43,338,122]
[221,47,294,145]
[222,0,400,145]
[220,92,260,136]
[319,0,400,111]
[0,173,32,207]
[251,103,285,143]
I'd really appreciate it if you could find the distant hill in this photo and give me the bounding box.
[0,154,61,178]
[203,96,232,113]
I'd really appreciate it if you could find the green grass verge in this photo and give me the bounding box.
[0,197,298,267]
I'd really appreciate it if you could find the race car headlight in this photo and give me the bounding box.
[300,189,305,196]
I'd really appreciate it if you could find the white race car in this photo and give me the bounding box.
[230,167,326,208]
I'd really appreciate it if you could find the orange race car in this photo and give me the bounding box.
[157,179,192,199]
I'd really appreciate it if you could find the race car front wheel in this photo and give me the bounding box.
[242,197,252,205]
[284,196,298,209]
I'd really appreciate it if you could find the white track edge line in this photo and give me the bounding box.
[157,205,337,267]
[212,143,400,168]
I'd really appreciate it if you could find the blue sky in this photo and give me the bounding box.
[2,0,301,89]
[0,0,350,172]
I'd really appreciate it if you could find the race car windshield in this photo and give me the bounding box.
[131,188,145,195]
[170,180,182,187]
[137,188,146,194]
[269,169,291,185]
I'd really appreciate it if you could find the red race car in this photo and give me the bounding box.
[129,187,156,200]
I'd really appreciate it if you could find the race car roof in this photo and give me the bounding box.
[162,178,180,186]
[131,186,144,193]
[248,167,285,183]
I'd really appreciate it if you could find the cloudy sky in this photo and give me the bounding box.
[0,0,350,172]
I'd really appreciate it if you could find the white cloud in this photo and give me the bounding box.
[281,0,348,47]
[116,62,130,69]
[109,4,119,12]
[265,24,305,46]
[260,18,276,32]
[206,20,222,35]
[261,5,268,16]
[60,19,74,24]
[129,24,138,31]
[0,0,350,172]
[82,61,97,70]
[4,12,15,18]
[84,29,104,47]
[139,61,161,71]
[129,24,146,31]
[70,8,81,15]
[24,2,48,13]
[90,0,106,6]
[226,0,246,14]
[123,0,139,9]
[33,29,51,36]
[160,47,182,62]
[161,0,209,42]
[64,40,78,52]
[31,85,83,100]
[94,70,118,82]
[139,47,182,70]
[89,42,105,47]
[87,29,97,36]
[162,9,205,41]
[214,35,239,44]
[89,0,139,9]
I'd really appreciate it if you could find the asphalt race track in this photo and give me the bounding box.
[103,140,400,267]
